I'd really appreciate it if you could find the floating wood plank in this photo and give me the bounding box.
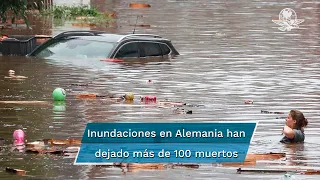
[5,167,26,176]
[237,167,320,175]
[246,152,286,160]
[129,24,151,28]
[172,163,199,168]
[0,101,50,105]
[237,168,291,174]
[216,153,285,167]
[25,148,64,155]
[48,138,81,146]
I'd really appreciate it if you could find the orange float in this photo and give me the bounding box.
[129,3,151,8]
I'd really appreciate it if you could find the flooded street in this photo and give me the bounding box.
[1,0,320,179]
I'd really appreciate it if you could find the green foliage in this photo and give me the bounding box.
[0,0,30,27]
[41,5,100,19]
[40,5,113,27]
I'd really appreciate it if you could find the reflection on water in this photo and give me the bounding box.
[1,0,320,179]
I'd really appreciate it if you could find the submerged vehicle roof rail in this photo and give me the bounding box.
[53,30,106,39]
[117,34,162,42]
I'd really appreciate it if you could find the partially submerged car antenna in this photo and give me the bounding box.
[132,15,142,34]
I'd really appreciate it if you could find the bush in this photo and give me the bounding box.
[0,0,29,27]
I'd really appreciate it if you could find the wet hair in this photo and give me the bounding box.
[290,110,308,129]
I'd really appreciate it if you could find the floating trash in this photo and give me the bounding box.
[173,108,192,114]
[13,129,25,145]
[261,110,284,114]
[71,83,88,86]
[141,95,157,103]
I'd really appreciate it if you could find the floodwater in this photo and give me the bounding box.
[1,0,320,179]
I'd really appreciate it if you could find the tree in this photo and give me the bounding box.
[0,0,30,34]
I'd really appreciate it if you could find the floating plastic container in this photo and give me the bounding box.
[141,95,157,103]
[0,35,36,56]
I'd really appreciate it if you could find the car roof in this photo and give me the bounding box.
[53,31,170,43]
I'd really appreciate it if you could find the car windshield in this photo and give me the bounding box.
[32,37,115,59]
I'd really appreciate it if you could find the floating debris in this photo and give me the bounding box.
[246,152,286,160]
[261,110,284,114]
[173,108,192,114]
[129,24,151,28]
[100,58,124,62]
[71,83,88,86]
[158,101,186,107]
[0,101,50,105]
[13,129,25,145]
[171,163,199,169]
[5,167,25,176]
[276,117,287,119]
[25,148,64,155]
[26,138,81,147]
[237,168,320,175]
[141,96,157,103]
[48,138,81,146]
[244,100,253,104]
[113,163,199,172]
[76,93,107,99]
[129,3,151,8]
[215,152,286,167]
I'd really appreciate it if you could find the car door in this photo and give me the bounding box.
[114,42,140,59]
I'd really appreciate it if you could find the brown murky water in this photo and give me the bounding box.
[1,0,320,179]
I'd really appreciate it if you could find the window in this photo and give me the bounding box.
[115,42,139,58]
[32,38,115,59]
[159,44,171,55]
[140,42,162,57]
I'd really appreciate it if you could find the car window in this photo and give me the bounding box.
[159,44,171,55]
[140,42,162,57]
[115,42,139,58]
[32,38,115,59]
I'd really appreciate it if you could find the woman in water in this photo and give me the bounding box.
[281,110,308,144]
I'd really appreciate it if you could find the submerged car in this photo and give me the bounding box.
[27,30,179,60]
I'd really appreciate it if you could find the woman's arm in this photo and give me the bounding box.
[282,125,295,139]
